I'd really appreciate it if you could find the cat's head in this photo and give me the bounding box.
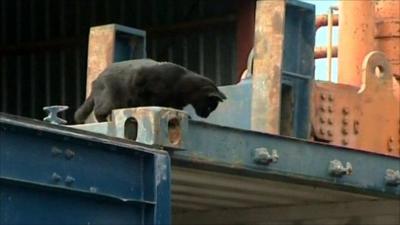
[191,88,227,118]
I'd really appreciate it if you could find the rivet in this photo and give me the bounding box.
[319,128,325,135]
[51,172,61,183]
[328,94,334,102]
[353,120,359,134]
[320,117,325,124]
[342,107,349,115]
[320,93,326,100]
[342,128,348,135]
[319,106,326,112]
[327,130,333,137]
[51,147,63,156]
[328,118,333,125]
[328,106,333,113]
[342,118,348,125]
[342,139,348,145]
[65,149,75,160]
[64,176,75,186]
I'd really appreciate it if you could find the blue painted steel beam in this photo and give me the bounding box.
[0,113,170,225]
[172,120,400,198]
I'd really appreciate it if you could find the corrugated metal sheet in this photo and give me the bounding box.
[0,0,237,123]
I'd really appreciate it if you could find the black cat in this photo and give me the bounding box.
[74,59,227,123]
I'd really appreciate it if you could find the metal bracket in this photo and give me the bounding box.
[43,105,69,125]
[329,159,352,177]
[253,147,279,165]
[385,169,400,186]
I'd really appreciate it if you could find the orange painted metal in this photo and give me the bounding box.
[337,0,377,87]
[314,46,338,59]
[312,51,400,157]
[375,0,400,79]
[315,14,339,30]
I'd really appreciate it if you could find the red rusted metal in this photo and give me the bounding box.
[314,46,338,59]
[315,14,339,30]
[251,0,286,134]
[236,0,255,80]
[337,0,376,87]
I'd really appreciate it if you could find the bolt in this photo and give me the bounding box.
[353,120,359,134]
[388,137,394,152]
[89,187,98,193]
[341,128,348,135]
[52,173,62,183]
[342,139,348,145]
[342,107,349,115]
[328,94,334,102]
[319,128,325,135]
[51,147,63,156]
[64,176,75,186]
[65,149,75,160]
[327,130,333,137]
[320,117,325,124]
[320,93,326,100]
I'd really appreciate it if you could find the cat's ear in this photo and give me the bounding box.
[208,91,227,102]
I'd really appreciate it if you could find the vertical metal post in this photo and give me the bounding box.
[327,6,338,82]
[251,0,286,134]
[86,25,116,98]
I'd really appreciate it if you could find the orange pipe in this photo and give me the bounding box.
[375,0,400,79]
[338,0,376,87]
[315,14,339,30]
[314,46,338,59]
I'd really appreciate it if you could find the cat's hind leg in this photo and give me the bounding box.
[93,95,114,122]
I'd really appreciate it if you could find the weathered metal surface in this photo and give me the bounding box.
[0,113,171,225]
[314,46,338,59]
[338,0,377,87]
[251,0,286,134]
[198,0,314,139]
[312,51,400,157]
[315,14,339,30]
[70,105,399,198]
[375,0,400,79]
[73,107,189,149]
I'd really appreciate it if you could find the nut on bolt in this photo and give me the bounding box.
[329,159,352,177]
[385,169,400,186]
[253,147,279,165]
[64,176,75,186]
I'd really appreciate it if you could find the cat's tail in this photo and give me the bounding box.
[74,94,94,124]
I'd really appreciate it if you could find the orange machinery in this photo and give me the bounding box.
[311,0,400,157]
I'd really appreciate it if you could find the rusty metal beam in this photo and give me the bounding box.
[251,0,286,134]
[86,24,116,98]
